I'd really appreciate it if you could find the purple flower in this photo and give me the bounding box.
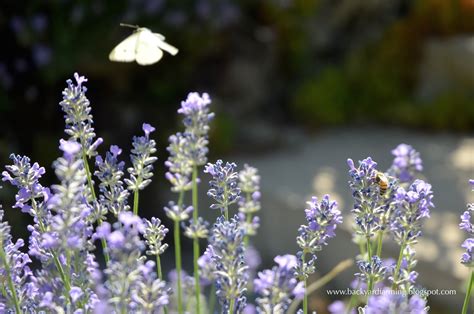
[390,179,434,246]
[95,145,129,217]
[142,123,155,138]
[2,154,47,214]
[347,157,395,238]
[363,294,428,314]
[297,195,343,254]
[60,73,102,158]
[143,217,169,256]
[254,254,304,312]
[209,215,248,312]
[125,124,158,192]
[59,139,81,160]
[460,179,474,267]
[387,144,423,183]
[205,160,241,213]
[164,201,193,222]
[178,92,213,136]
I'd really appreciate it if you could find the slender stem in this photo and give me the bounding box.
[174,219,183,314]
[366,236,374,294]
[0,244,22,314]
[462,270,474,314]
[391,241,406,290]
[82,151,97,200]
[375,230,384,257]
[302,252,308,314]
[243,213,252,247]
[133,189,139,215]
[192,166,202,314]
[174,191,185,314]
[82,151,110,263]
[156,255,168,314]
[209,284,216,314]
[224,206,229,221]
[229,298,235,314]
[287,259,353,314]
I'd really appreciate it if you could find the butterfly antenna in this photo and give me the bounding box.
[120,23,139,29]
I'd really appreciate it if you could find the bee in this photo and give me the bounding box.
[374,172,389,195]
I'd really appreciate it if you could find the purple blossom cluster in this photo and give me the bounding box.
[1,72,469,314]
[460,180,474,267]
[254,254,304,312]
[387,144,423,184]
[390,180,434,246]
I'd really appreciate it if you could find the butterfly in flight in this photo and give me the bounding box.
[109,23,178,66]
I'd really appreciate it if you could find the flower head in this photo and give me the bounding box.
[460,180,474,267]
[205,160,241,213]
[143,217,169,256]
[238,165,261,215]
[125,124,158,191]
[209,215,248,312]
[390,179,433,246]
[178,92,214,137]
[254,254,304,312]
[59,72,102,157]
[297,195,343,254]
[347,157,396,238]
[387,144,423,184]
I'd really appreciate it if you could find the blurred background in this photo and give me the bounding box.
[1,0,474,312]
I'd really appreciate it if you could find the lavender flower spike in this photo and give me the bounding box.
[387,144,423,184]
[460,180,474,267]
[125,123,158,192]
[297,195,343,254]
[461,181,474,314]
[205,160,241,218]
[60,72,102,157]
[209,215,248,312]
[361,294,428,314]
[178,92,214,137]
[390,179,434,246]
[254,254,304,312]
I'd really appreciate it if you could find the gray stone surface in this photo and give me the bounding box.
[220,127,473,309]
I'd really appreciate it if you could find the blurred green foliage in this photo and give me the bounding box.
[291,0,474,131]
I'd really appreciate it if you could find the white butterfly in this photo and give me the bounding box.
[109,24,178,66]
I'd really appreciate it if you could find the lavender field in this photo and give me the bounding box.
[1,1,474,313]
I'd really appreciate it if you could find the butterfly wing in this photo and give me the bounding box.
[154,34,179,56]
[135,29,164,65]
[109,32,139,62]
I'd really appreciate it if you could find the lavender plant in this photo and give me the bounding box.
[460,179,474,314]
[296,195,343,313]
[254,254,304,312]
[0,72,453,314]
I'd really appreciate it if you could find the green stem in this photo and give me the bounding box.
[303,252,308,314]
[156,255,168,314]
[174,219,183,314]
[243,213,252,247]
[229,298,235,314]
[156,255,163,280]
[287,259,353,314]
[0,244,22,313]
[174,191,185,314]
[133,189,139,216]
[224,206,229,221]
[375,230,384,258]
[209,284,216,314]
[462,270,474,314]
[366,236,374,294]
[391,241,406,290]
[81,151,110,263]
[192,166,202,314]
